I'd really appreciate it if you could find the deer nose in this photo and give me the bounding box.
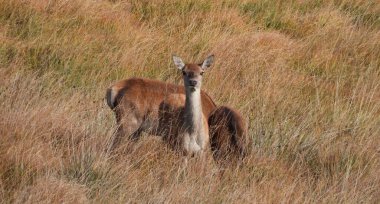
[189,80,197,86]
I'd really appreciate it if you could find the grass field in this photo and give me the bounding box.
[1,0,379,203]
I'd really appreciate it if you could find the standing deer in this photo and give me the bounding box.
[106,54,248,160]
[167,54,214,155]
[106,55,214,155]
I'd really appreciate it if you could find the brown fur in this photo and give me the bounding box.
[107,77,216,118]
[158,94,209,155]
[157,94,186,151]
[106,77,248,161]
[208,106,249,162]
[106,77,216,151]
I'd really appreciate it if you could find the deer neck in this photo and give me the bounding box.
[184,88,203,134]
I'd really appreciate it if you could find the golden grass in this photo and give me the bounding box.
[1,0,379,203]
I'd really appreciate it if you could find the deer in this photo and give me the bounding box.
[106,54,249,160]
[208,106,249,164]
[106,55,214,155]
[157,55,215,155]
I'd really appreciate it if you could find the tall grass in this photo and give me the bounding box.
[1,0,379,203]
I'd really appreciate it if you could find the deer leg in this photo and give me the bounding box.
[109,112,143,152]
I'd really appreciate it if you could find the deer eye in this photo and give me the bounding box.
[182,71,186,76]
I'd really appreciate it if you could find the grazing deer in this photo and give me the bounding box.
[106,55,214,155]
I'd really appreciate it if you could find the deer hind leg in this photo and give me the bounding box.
[109,110,143,152]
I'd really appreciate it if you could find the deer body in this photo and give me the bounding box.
[107,55,214,155]
[106,78,215,151]
[107,54,248,160]
[208,106,249,162]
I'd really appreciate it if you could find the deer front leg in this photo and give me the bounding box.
[182,132,202,157]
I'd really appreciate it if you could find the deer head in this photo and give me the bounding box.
[172,55,214,92]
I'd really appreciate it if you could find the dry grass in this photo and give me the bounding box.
[1,0,379,203]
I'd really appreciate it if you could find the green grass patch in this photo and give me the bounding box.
[239,1,300,36]
[337,0,380,29]
[0,44,17,66]
[0,0,43,39]
[24,45,65,73]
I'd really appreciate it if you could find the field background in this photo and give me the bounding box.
[1,0,379,203]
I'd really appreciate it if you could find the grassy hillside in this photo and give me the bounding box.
[1,0,379,203]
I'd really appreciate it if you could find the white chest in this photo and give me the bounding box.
[182,120,208,153]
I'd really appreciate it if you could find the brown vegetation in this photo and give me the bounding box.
[1,0,379,203]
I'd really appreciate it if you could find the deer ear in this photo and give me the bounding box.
[201,54,214,70]
[172,55,185,70]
